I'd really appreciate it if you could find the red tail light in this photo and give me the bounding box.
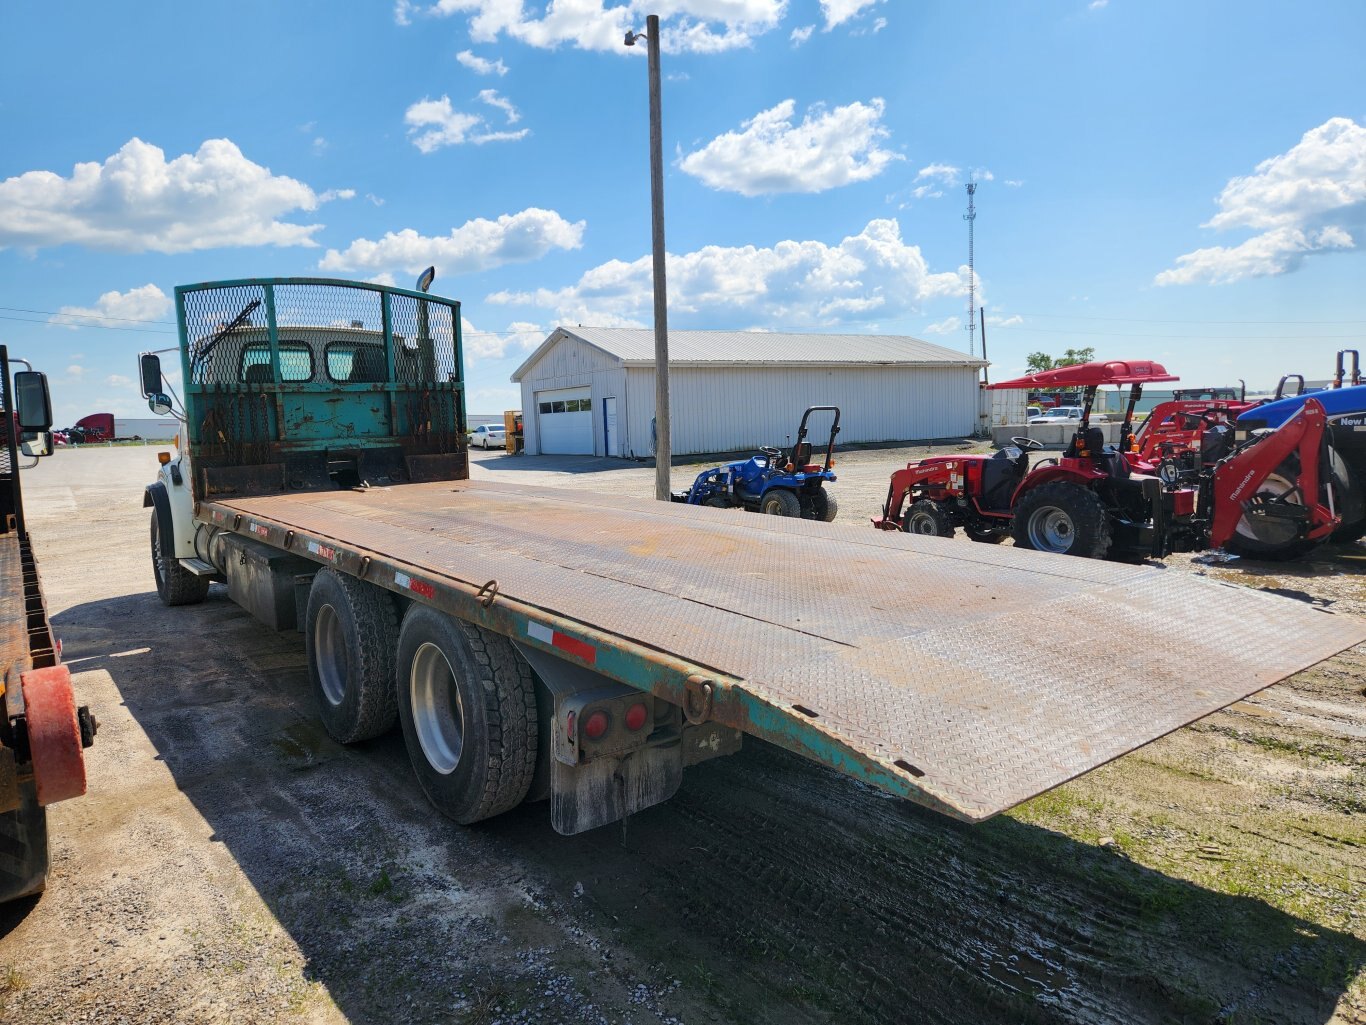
[624,702,648,731]
[584,710,610,740]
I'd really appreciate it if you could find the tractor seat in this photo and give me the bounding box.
[1067,426,1130,479]
[981,446,1029,509]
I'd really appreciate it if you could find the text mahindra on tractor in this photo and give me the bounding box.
[874,359,1340,562]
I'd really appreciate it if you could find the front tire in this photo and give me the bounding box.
[964,524,1007,544]
[396,607,538,825]
[1011,483,1112,559]
[760,489,802,517]
[150,511,210,606]
[1223,457,1323,562]
[305,570,399,744]
[903,499,955,538]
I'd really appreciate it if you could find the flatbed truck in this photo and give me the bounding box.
[138,279,1366,835]
[1,346,95,903]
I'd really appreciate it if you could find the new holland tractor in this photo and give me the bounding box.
[873,360,1340,562]
[673,406,840,520]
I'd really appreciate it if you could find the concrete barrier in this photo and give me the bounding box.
[991,422,1124,449]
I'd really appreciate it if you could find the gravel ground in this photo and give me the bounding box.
[1,442,1363,1024]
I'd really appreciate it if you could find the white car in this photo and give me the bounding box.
[1028,406,1084,424]
[469,425,506,449]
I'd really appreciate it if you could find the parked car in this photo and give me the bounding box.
[469,425,506,449]
[1028,406,1084,424]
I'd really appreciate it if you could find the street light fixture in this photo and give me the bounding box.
[625,14,671,502]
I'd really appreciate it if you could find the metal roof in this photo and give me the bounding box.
[512,326,986,380]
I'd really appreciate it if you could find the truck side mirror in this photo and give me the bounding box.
[14,371,53,431]
[148,393,174,416]
[139,353,163,398]
[20,431,53,458]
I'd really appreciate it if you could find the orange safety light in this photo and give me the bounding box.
[157,451,172,465]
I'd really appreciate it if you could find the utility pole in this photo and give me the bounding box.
[964,182,977,358]
[626,15,671,501]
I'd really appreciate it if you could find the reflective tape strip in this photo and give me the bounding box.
[528,621,597,664]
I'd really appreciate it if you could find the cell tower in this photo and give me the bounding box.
[964,182,977,357]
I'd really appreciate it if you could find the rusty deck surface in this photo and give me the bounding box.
[0,535,24,677]
[213,479,1366,821]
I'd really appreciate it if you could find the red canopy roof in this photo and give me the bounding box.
[987,360,1179,390]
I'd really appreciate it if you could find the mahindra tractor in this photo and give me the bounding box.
[673,406,840,520]
[873,359,1340,563]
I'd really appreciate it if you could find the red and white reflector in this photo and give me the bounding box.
[527,622,597,664]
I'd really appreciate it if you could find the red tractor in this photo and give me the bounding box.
[873,360,1340,562]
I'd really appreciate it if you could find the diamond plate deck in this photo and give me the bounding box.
[213,480,1366,821]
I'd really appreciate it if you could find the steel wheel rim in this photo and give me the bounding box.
[411,641,464,775]
[314,604,347,706]
[1028,506,1075,552]
[1235,471,1300,545]
[909,514,936,535]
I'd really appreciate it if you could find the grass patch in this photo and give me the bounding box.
[0,964,23,994]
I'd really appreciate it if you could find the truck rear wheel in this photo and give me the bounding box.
[150,512,210,606]
[0,782,49,904]
[395,607,537,825]
[305,570,399,743]
[1012,483,1112,559]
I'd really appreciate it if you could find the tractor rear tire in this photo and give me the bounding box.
[903,500,955,538]
[1328,447,1366,543]
[760,489,802,517]
[809,490,839,522]
[150,512,210,607]
[1012,483,1112,559]
[395,606,538,825]
[305,569,400,744]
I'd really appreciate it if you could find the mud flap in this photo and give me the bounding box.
[514,641,685,835]
[550,742,683,835]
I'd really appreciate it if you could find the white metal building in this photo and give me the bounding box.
[511,327,987,458]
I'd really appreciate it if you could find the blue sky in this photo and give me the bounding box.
[3,0,1364,425]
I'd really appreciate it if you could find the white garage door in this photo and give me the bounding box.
[536,387,593,454]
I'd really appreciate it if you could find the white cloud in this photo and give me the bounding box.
[1157,117,1366,285]
[790,24,813,45]
[419,1,785,54]
[50,284,172,330]
[106,374,135,389]
[0,138,346,254]
[820,0,882,30]
[1089,0,1108,9]
[319,207,586,276]
[478,89,521,123]
[463,318,545,360]
[405,95,530,152]
[678,98,902,196]
[66,365,85,378]
[922,316,960,336]
[488,218,964,328]
[987,313,1023,327]
[457,49,508,75]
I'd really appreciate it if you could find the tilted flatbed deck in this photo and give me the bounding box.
[202,478,1366,822]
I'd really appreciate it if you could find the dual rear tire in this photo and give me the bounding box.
[304,571,537,825]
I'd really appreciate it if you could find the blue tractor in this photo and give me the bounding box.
[673,406,841,520]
